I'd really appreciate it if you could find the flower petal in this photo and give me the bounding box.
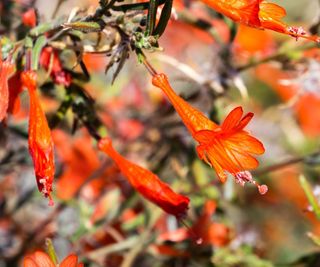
[226,132,265,155]
[194,130,216,143]
[200,0,262,27]
[60,254,78,267]
[236,112,253,130]
[221,107,243,131]
[32,251,55,267]
[23,257,40,267]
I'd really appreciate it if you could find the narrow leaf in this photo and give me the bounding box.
[146,0,159,36]
[63,21,103,33]
[31,35,47,70]
[153,0,173,36]
[299,175,320,220]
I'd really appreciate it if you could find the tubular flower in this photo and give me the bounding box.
[98,137,190,218]
[200,0,320,42]
[23,251,83,267]
[152,73,267,194]
[199,0,262,27]
[0,53,14,121]
[22,71,55,205]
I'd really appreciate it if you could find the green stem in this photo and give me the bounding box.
[299,175,320,220]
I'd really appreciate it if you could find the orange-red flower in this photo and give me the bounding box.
[200,0,262,27]
[0,53,14,121]
[23,251,83,267]
[40,47,71,86]
[22,8,37,28]
[152,73,267,194]
[193,200,230,246]
[98,137,190,218]
[200,0,320,42]
[22,71,55,205]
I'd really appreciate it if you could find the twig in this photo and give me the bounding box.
[120,209,161,267]
[236,42,318,72]
[51,0,66,19]
[253,150,320,176]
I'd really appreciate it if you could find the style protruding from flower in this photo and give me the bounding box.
[0,52,14,122]
[22,71,55,205]
[23,251,83,267]
[98,137,190,218]
[152,73,267,194]
[200,0,320,42]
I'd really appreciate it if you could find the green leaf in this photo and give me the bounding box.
[146,0,159,36]
[299,175,320,220]
[63,21,104,33]
[24,36,33,49]
[153,0,173,36]
[30,22,56,37]
[31,35,47,70]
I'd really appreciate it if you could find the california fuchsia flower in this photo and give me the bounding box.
[98,137,190,218]
[22,71,55,205]
[152,73,267,194]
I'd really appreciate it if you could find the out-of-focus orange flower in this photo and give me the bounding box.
[52,130,103,200]
[193,200,230,246]
[117,119,144,140]
[200,0,320,42]
[161,2,229,56]
[22,71,55,205]
[255,63,320,136]
[0,53,14,121]
[153,244,190,258]
[233,25,275,59]
[40,47,71,86]
[152,73,267,193]
[82,53,107,72]
[22,8,36,27]
[98,137,190,218]
[23,251,83,267]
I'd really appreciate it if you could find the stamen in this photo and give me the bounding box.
[235,171,268,195]
[287,26,306,41]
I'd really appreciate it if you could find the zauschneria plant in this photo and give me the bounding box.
[22,71,55,205]
[152,73,267,194]
[98,137,190,218]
